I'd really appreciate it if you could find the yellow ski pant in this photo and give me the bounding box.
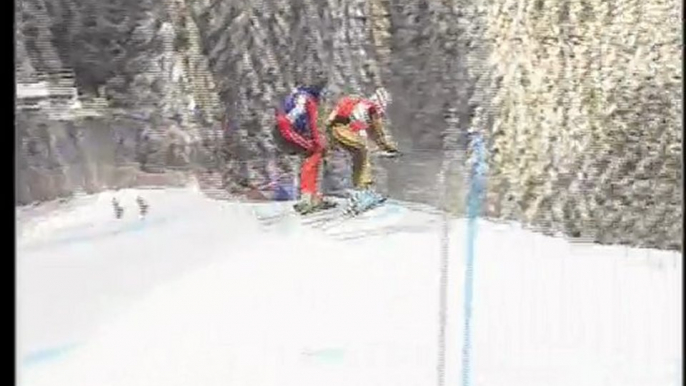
[330,124,373,189]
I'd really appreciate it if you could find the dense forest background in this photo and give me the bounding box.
[15,0,682,250]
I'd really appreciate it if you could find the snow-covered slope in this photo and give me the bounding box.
[17,188,682,386]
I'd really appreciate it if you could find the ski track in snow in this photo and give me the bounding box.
[16,187,682,386]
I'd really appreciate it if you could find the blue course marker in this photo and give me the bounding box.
[461,134,487,386]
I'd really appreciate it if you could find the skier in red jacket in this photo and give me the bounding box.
[275,80,335,214]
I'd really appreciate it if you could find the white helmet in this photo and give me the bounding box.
[369,87,390,115]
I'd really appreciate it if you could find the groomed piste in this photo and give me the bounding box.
[17,188,682,386]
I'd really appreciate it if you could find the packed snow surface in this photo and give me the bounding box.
[17,188,682,386]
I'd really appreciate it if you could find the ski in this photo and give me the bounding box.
[255,193,393,231]
[255,199,342,227]
[313,196,388,231]
[300,206,345,223]
[302,207,350,227]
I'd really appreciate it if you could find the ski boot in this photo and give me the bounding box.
[346,189,386,215]
[293,194,337,215]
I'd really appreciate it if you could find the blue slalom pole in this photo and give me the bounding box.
[461,133,486,386]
